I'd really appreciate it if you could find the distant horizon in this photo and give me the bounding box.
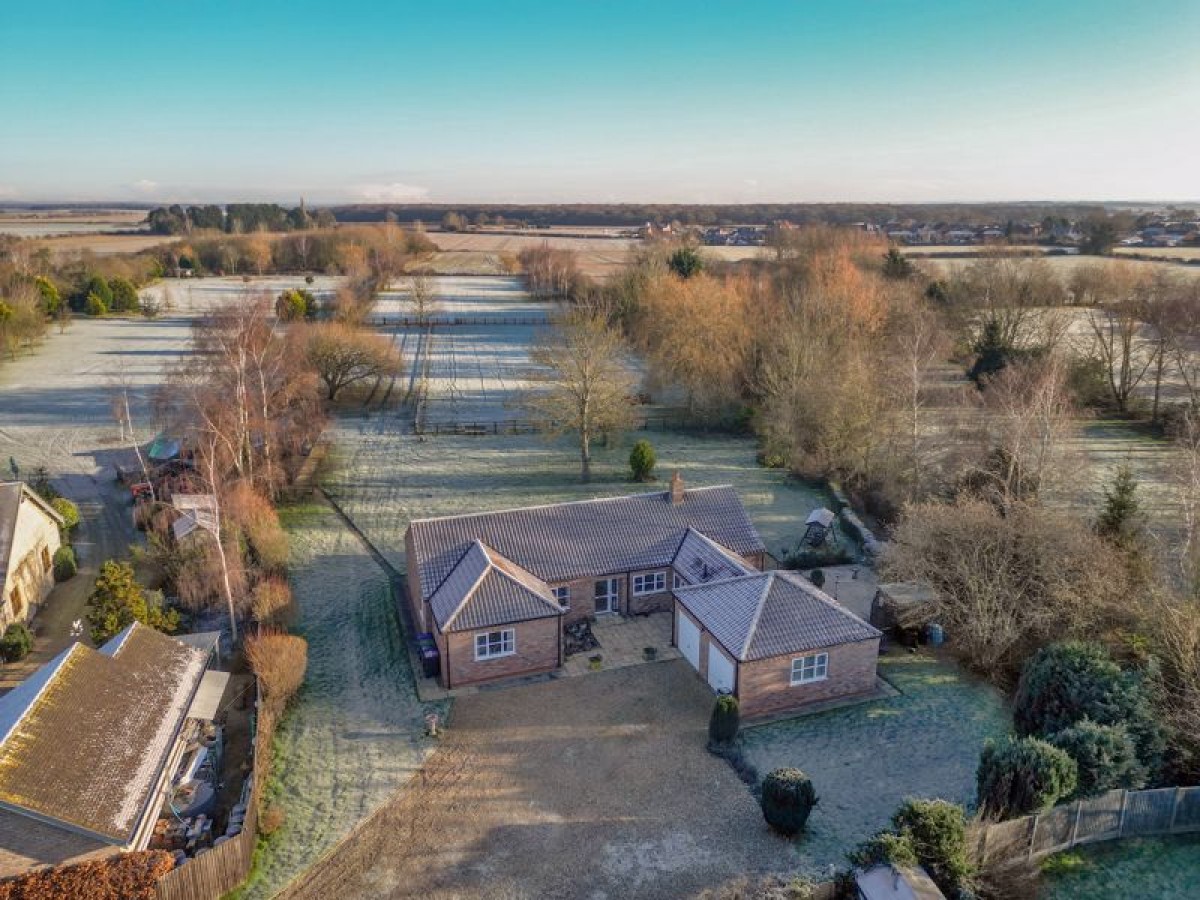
[4,198,1200,211]
[2,1,1197,204]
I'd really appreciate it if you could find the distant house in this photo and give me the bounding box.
[0,483,64,633]
[405,475,881,714]
[0,624,224,876]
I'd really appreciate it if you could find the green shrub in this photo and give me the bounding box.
[50,496,80,533]
[760,768,818,836]
[808,568,825,589]
[976,736,1078,820]
[276,289,308,321]
[1050,720,1146,798]
[1014,641,1164,774]
[0,623,33,662]
[109,277,140,312]
[85,292,108,316]
[890,799,974,895]
[708,694,740,745]
[667,246,704,279]
[629,439,656,482]
[53,545,77,582]
[848,830,918,870]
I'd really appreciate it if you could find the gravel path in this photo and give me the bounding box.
[284,661,794,900]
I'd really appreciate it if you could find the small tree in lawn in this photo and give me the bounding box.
[629,439,656,482]
[976,736,1078,820]
[760,768,819,835]
[526,312,636,482]
[708,694,740,745]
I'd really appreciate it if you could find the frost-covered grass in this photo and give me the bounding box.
[1040,835,1200,900]
[234,502,445,900]
[325,418,831,573]
[738,653,1010,879]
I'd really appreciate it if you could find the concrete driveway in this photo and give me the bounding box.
[285,660,791,900]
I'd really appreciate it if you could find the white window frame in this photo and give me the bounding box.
[632,572,666,596]
[672,571,686,590]
[552,586,570,606]
[475,629,515,661]
[594,577,619,614]
[790,652,829,685]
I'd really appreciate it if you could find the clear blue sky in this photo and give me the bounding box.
[1,1,1197,204]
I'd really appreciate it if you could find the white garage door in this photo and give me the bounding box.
[707,644,736,694]
[678,612,701,671]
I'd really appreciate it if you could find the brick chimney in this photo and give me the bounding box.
[669,471,685,505]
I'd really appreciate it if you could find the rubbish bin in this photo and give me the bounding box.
[420,645,440,678]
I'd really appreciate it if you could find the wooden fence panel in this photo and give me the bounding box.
[1174,786,1200,831]
[1123,787,1177,835]
[1031,804,1074,856]
[154,831,254,900]
[1074,790,1123,845]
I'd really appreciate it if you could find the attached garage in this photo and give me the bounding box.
[706,643,735,693]
[677,609,701,671]
[674,571,882,718]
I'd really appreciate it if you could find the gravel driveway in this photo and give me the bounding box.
[285,660,792,900]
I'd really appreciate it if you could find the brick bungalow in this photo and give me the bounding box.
[405,474,880,713]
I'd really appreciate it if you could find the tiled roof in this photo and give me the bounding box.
[0,624,208,844]
[676,571,880,661]
[410,485,765,602]
[429,541,564,632]
[671,528,751,586]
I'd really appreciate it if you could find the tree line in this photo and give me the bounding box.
[146,202,336,235]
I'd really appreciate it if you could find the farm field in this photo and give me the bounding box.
[235,502,444,899]
[1040,835,1200,900]
[738,652,1010,879]
[1114,245,1200,261]
[0,208,148,236]
[918,254,1200,280]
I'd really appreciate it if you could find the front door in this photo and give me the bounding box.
[594,578,619,615]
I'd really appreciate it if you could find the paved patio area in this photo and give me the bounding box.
[562,611,680,676]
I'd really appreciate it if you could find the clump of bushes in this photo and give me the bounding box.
[976,736,1078,820]
[851,799,974,898]
[760,768,818,836]
[86,559,179,644]
[53,545,77,582]
[708,694,740,745]
[1014,641,1164,785]
[0,623,33,662]
[629,439,656,482]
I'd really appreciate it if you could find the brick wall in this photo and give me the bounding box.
[403,529,428,634]
[552,574,625,624]
[736,638,880,718]
[442,616,561,688]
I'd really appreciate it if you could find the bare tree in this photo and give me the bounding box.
[406,274,440,325]
[296,321,401,401]
[525,312,636,482]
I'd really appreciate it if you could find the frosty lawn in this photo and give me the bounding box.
[738,653,1010,879]
[323,417,833,574]
[234,502,445,900]
[1041,835,1200,900]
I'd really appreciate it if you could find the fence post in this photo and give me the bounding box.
[1069,800,1082,848]
[1117,790,1129,838]
[1027,813,1040,862]
[1169,787,1182,832]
